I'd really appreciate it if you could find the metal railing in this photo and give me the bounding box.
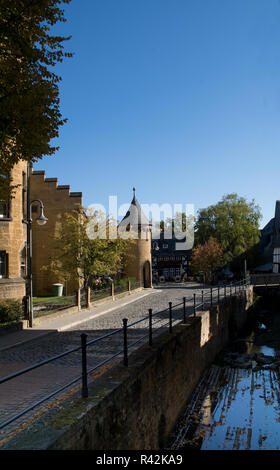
[0,278,249,431]
[250,273,280,286]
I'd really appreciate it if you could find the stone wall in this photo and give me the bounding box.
[3,287,254,450]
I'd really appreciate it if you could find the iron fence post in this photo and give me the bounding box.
[202,291,204,309]
[149,309,153,346]
[193,293,196,317]
[123,318,128,366]
[224,285,226,298]
[210,288,213,306]
[218,286,220,304]
[183,297,186,323]
[169,302,172,333]
[81,333,88,398]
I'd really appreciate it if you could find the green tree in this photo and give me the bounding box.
[195,194,261,266]
[0,0,73,194]
[46,207,132,289]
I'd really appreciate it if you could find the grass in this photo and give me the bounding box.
[33,296,75,306]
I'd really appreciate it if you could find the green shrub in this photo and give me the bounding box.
[0,299,23,324]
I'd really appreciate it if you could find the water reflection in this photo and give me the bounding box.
[169,366,280,450]
[168,304,280,451]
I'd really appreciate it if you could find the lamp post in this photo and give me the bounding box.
[25,199,48,327]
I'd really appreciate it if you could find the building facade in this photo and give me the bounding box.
[0,161,28,299]
[151,232,191,282]
[253,200,280,273]
[30,169,82,296]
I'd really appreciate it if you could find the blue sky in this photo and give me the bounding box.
[34,0,280,227]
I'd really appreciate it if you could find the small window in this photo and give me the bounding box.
[0,251,8,278]
[22,171,27,218]
[162,243,168,249]
[20,246,27,278]
[0,201,9,218]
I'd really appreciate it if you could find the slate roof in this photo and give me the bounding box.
[152,232,192,256]
[118,188,150,229]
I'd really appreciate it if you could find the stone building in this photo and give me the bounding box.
[253,200,280,273]
[118,189,152,288]
[0,161,28,300]
[30,169,82,296]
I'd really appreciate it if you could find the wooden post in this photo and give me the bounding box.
[128,280,131,294]
[86,287,91,309]
[76,288,81,311]
[111,282,115,300]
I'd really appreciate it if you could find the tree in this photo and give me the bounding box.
[46,207,132,289]
[159,211,195,249]
[191,238,224,284]
[195,194,261,266]
[0,0,73,194]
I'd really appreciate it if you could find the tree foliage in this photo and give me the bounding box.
[191,237,224,283]
[159,211,195,249]
[195,194,261,265]
[0,0,73,193]
[46,207,133,289]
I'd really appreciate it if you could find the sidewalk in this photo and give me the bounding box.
[0,288,157,352]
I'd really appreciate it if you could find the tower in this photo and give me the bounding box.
[118,188,152,288]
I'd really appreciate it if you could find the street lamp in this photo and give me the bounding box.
[25,199,48,327]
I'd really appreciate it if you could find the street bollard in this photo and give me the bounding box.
[149,309,153,346]
[169,302,173,333]
[123,318,128,366]
[81,333,88,398]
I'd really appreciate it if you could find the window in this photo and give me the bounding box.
[22,171,27,218]
[162,243,168,249]
[0,201,9,218]
[273,247,280,264]
[0,251,8,278]
[20,246,27,278]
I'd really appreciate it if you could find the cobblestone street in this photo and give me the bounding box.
[0,283,206,445]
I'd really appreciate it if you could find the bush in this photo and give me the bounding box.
[0,299,23,324]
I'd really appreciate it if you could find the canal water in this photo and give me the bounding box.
[167,296,280,451]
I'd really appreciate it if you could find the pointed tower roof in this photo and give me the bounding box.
[118,188,150,229]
